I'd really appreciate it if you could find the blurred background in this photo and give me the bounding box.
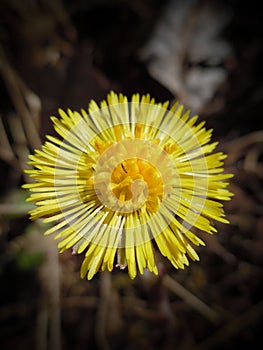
[0,0,262,349]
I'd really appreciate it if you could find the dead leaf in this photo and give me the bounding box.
[139,0,234,113]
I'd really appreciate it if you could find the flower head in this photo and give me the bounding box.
[24,92,233,279]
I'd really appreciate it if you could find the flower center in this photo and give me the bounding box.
[111,158,163,212]
[92,138,176,215]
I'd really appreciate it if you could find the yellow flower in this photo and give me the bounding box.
[23,92,233,279]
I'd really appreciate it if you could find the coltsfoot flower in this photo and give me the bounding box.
[23,92,233,279]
